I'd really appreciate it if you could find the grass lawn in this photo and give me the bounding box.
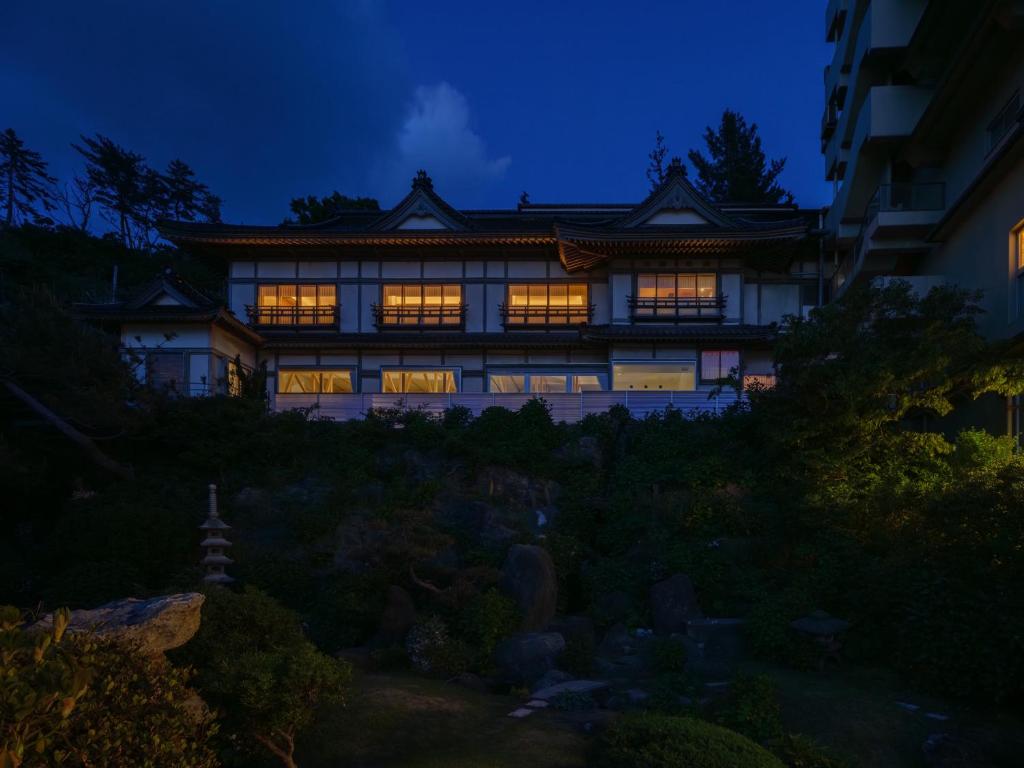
[742,661,1024,768]
[296,672,592,768]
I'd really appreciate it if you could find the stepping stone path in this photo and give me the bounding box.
[530,679,610,701]
[507,708,534,718]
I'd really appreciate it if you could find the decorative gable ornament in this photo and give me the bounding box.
[620,157,736,229]
[373,170,468,231]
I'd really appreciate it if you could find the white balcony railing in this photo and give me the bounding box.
[271,390,743,423]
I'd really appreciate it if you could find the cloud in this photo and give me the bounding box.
[372,82,511,206]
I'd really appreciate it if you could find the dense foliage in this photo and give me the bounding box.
[594,714,785,768]
[0,606,217,768]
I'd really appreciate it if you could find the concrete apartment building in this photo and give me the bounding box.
[822,0,1024,433]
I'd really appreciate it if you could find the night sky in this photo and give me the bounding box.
[2,1,831,223]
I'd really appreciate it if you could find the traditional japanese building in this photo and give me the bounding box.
[78,161,822,422]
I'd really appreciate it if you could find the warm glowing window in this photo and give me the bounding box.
[278,369,353,394]
[256,284,336,325]
[635,273,716,316]
[1017,228,1024,271]
[488,372,605,393]
[489,374,526,393]
[505,284,589,324]
[226,359,242,397]
[379,284,462,325]
[1016,228,1024,317]
[382,369,459,393]
[743,374,777,391]
[700,350,740,382]
[572,375,603,392]
[612,363,696,391]
[531,375,567,393]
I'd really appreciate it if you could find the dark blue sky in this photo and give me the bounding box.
[2,1,831,223]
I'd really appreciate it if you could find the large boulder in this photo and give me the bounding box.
[494,632,565,684]
[371,585,417,647]
[33,593,204,655]
[650,574,703,634]
[499,544,558,631]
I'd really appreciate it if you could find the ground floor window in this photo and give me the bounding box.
[743,374,777,391]
[278,369,353,394]
[700,350,740,382]
[147,351,186,392]
[612,362,696,391]
[382,368,459,393]
[488,372,606,393]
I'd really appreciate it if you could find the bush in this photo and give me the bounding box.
[549,690,596,711]
[769,733,850,768]
[712,674,782,743]
[594,714,785,768]
[649,636,688,673]
[459,589,519,662]
[405,616,471,677]
[646,672,699,714]
[0,605,218,768]
[560,633,596,677]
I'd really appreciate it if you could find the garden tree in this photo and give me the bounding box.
[0,128,56,227]
[72,134,151,248]
[645,130,672,191]
[177,587,351,768]
[54,175,96,232]
[0,606,218,768]
[163,159,222,223]
[285,191,379,225]
[687,110,793,204]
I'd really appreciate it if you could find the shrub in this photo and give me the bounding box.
[458,589,519,662]
[549,690,596,712]
[405,616,470,677]
[712,674,782,743]
[560,633,596,677]
[769,733,850,768]
[649,636,688,673]
[646,672,699,715]
[594,714,785,768]
[0,605,218,768]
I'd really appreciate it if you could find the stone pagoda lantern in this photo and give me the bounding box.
[199,483,234,584]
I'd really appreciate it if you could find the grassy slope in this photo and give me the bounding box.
[298,672,591,768]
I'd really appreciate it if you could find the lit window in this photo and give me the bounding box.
[612,363,696,391]
[531,375,568,393]
[226,359,242,397]
[147,352,185,392]
[505,284,589,325]
[489,374,525,393]
[743,374,777,391]
[382,369,459,393]
[256,284,336,325]
[379,284,462,325]
[278,370,353,394]
[1016,228,1024,317]
[572,375,603,392]
[701,350,740,382]
[634,273,717,317]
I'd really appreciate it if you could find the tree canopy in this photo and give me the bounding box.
[0,128,56,227]
[285,191,379,225]
[688,110,792,204]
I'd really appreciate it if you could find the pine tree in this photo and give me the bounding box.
[645,130,671,192]
[0,128,56,227]
[162,159,221,223]
[284,191,379,225]
[72,134,152,247]
[687,110,793,204]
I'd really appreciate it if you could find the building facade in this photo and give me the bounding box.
[79,163,821,422]
[821,0,1024,432]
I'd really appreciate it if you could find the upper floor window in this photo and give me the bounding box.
[989,91,1020,152]
[278,369,353,394]
[375,284,464,327]
[501,284,591,326]
[487,372,605,393]
[630,273,724,321]
[250,284,337,326]
[1015,227,1024,317]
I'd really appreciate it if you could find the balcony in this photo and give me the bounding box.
[628,295,726,322]
[499,303,594,328]
[832,182,945,297]
[246,305,338,327]
[372,303,467,329]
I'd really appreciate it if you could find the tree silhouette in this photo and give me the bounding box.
[0,128,56,227]
[687,110,793,204]
[73,134,151,247]
[646,130,673,192]
[285,191,378,225]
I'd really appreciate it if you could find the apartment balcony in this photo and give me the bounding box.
[628,295,726,322]
[372,303,467,329]
[831,182,945,298]
[246,305,339,327]
[498,303,594,328]
[272,390,743,424]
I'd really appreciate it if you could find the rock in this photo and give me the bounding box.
[686,618,745,663]
[650,574,703,634]
[530,679,609,702]
[33,593,204,655]
[372,586,417,646]
[494,632,565,685]
[598,623,634,656]
[547,615,596,647]
[922,733,990,768]
[531,669,574,692]
[499,545,558,631]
